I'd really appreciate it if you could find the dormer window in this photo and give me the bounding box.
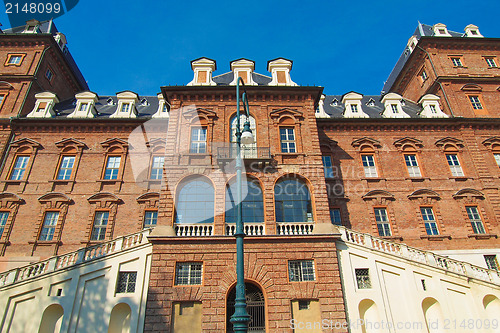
[106,98,114,105]
[79,103,89,112]
[331,99,338,107]
[381,93,410,118]
[464,24,483,38]
[418,94,448,118]
[485,57,497,68]
[430,105,437,113]
[36,102,47,113]
[27,92,59,118]
[140,98,149,106]
[342,92,369,118]
[187,57,216,86]
[391,104,399,113]
[121,103,130,112]
[267,58,297,86]
[351,105,358,113]
[366,99,375,107]
[451,57,463,67]
[68,91,99,119]
[433,23,451,37]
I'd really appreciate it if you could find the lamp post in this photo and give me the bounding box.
[230,77,254,332]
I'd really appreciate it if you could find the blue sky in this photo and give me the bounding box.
[1,0,500,96]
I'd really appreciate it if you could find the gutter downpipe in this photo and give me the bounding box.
[416,44,455,117]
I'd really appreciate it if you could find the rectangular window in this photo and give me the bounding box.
[280,127,296,153]
[350,104,358,113]
[355,268,371,289]
[494,153,500,168]
[322,155,333,178]
[421,70,428,81]
[451,57,463,67]
[7,55,23,65]
[362,154,378,177]
[190,128,207,153]
[143,210,158,228]
[484,255,499,271]
[330,208,342,226]
[116,271,137,293]
[9,155,29,180]
[79,102,89,112]
[446,154,464,177]
[91,211,109,241]
[374,208,391,236]
[298,300,310,310]
[0,94,5,110]
[288,260,315,282]
[469,96,483,110]
[150,156,164,180]
[404,154,422,177]
[45,68,54,81]
[466,206,485,234]
[104,156,121,180]
[39,211,59,241]
[485,57,497,68]
[391,104,399,113]
[175,262,202,285]
[420,207,439,235]
[56,156,75,180]
[36,102,47,113]
[120,103,130,112]
[429,105,437,113]
[0,212,9,238]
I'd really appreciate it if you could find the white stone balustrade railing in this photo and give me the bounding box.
[175,224,213,236]
[0,228,152,288]
[226,223,265,236]
[337,225,500,285]
[276,222,314,235]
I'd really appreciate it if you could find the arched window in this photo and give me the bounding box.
[230,114,256,156]
[175,178,214,224]
[108,303,131,333]
[274,177,313,223]
[38,304,64,333]
[225,179,264,223]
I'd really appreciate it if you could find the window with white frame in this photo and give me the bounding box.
[330,208,342,226]
[420,207,439,235]
[484,255,499,271]
[355,268,371,289]
[288,260,315,282]
[56,156,75,180]
[0,211,9,238]
[451,57,463,67]
[469,96,483,110]
[404,154,421,177]
[446,154,464,177]
[79,102,89,112]
[374,208,391,236]
[143,210,158,228]
[150,156,164,180]
[39,211,59,241]
[120,103,130,113]
[9,155,30,180]
[322,155,334,178]
[104,156,121,180]
[466,206,485,234]
[362,154,378,177]
[190,128,207,153]
[91,211,109,241]
[116,271,137,293]
[175,262,202,285]
[280,127,296,153]
[485,57,497,68]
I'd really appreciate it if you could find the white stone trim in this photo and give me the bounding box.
[341,92,369,118]
[380,93,410,118]
[152,93,169,118]
[110,91,139,118]
[27,92,59,118]
[418,94,448,118]
[267,58,297,86]
[67,91,98,118]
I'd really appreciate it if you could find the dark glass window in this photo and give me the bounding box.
[116,272,137,293]
[274,178,312,223]
[175,179,214,224]
[225,179,264,223]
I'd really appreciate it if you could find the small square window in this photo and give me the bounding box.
[45,68,54,82]
[289,260,315,282]
[39,211,59,241]
[485,58,497,68]
[451,57,463,67]
[79,102,89,112]
[391,104,399,113]
[116,271,137,293]
[9,155,30,180]
[143,210,158,228]
[429,105,437,113]
[350,104,358,113]
[175,262,202,285]
[484,255,499,271]
[355,268,371,289]
[298,300,310,310]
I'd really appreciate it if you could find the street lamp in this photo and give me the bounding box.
[230,77,254,332]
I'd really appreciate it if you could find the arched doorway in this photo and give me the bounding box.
[227,282,265,332]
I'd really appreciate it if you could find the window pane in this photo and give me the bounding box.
[374,208,391,236]
[446,154,464,177]
[225,180,264,223]
[190,128,207,153]
[275,178,312,223]
[330,209,342,225]
[405,154,421,177]
[175,262,202,285]
[144,210,158,228]
[280,128,296,153]
[10,156,29,180]
[0,212,8,238]
[91,211,109,240]
[322,155,334,178]
[57,156,75,180]
[289,260,315,282]
[466,206,485,234]
[39,212,59,241]
[104,156,121,180]
[150,156,164,180]
[116,272,137,293]
[421,207,439,235]
[362,155,378,177]
[175,180,214,224]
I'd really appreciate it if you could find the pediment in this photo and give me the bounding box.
[100,138,129,149]
[269,108,303,119]
[460,84,482,92]
[55,138,87,149]
[137,192,160,206]
[452,188,485,200]
[351,137,382,149]
[482,136,500,149]
[0,192,24,204]
[38,192,72,204]
[88,192,122,204]
[11,138,42,149]
[362,190,395,201]
[393,137,424,150]
[435,137,464,149]
[408,189,440,200]
[182,107,217,121]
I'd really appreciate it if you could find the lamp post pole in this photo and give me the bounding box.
[230,77,252,332]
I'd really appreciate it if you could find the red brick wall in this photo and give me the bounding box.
[145,236,347,332]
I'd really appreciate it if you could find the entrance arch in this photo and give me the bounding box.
[226,282,265,332]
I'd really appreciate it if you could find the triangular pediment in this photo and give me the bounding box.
[351,137,382,148]
[100,138,129,149]
[55,138,87,149]
[435,137,464,149]
[393,137,424,150]
[182,107,217,121]
[269,108,303,118]
[11,138,42,149]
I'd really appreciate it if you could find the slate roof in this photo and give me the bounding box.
[51,96,160,118]
[1,20,89,91]
[213,72,272,86]
[382,23,467,94]
[321,95,421,119]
